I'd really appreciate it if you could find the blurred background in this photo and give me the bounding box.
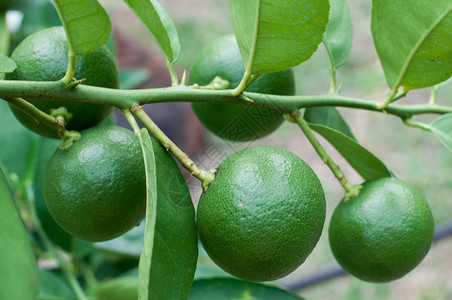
[4,0,452,298]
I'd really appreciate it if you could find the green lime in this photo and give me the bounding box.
[196,146,325,281]
[35,137,74,250]
[328,177,434,283]
[43,126,146,242]
[189,35,295,141]
[6,26,119,138]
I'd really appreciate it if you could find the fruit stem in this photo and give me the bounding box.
[289,110,362,200]
[3,97,79,148]
[4,96,65,132]
[131,105,216,190]
[19,143,88,300]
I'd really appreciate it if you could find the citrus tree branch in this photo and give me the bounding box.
[131,105,216,190]
[3,97,80,148]
[4,97,66,134]
[0,80,451,120]
[289,110,362,200]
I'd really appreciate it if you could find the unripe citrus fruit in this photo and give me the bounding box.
[196,146,326,281]
[189,35,295,141]
[43,126,146,242]
[6,26,119,138]
[328,177,434,283]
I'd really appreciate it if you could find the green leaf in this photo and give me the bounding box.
[194,264,232,281]
[123,0,181,64]
[137,129,158,300]
[188,278,305,300]
[304,107,355,140]
[309,124,392,180]
[137,129,198,299]
[94,277,138,300]
[230,0,330,74]
[0,102,74,249]
[33,137,74,251]
[11,0,61,43]
[0,165,39,300]
[54,0,112,55]
[371,0,452,90]
[37,270,76,300]
[430,113,452,152]
[0,100,36,176]
[0,55,17,73]
[119,69,152,90]
[95,222,144,258]
[323,0,353,68]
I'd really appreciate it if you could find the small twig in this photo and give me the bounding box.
[404,118,431,131]
[289,110,362,200]
[4,97,80,148]
[131,105,216,190]
[4,97,64,131]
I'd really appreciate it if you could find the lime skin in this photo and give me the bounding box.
[189,35,295,142]
[43,126,146,242]
[329,177,434,283]
[196,146,326,282]
[6,26,119,138]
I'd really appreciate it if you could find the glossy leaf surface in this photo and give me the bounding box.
[137,129,157,300]
[119,69,152,90]
[0,165,39,300]
[371,0,452,90]
[230,0,329,74]
[95,277,138,300]
[34,137,73,251]
[324,0,353,68]
[188,278,305,300]
[37,269,76,300]
[309,124,391,180]
[304,106,355,140]
[0,101,35,175]
[137,129,197,299]
[430,113,452,152]
[0,55,17,73]
[124,0,181,64]
[95,222,144,258]
[54,0,112,55]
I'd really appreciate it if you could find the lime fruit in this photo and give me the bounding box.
[196,146,326,281]
[43,125,146,242]
[6,26,119,138]
[189,35,295,142]
[328,177,434,283]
